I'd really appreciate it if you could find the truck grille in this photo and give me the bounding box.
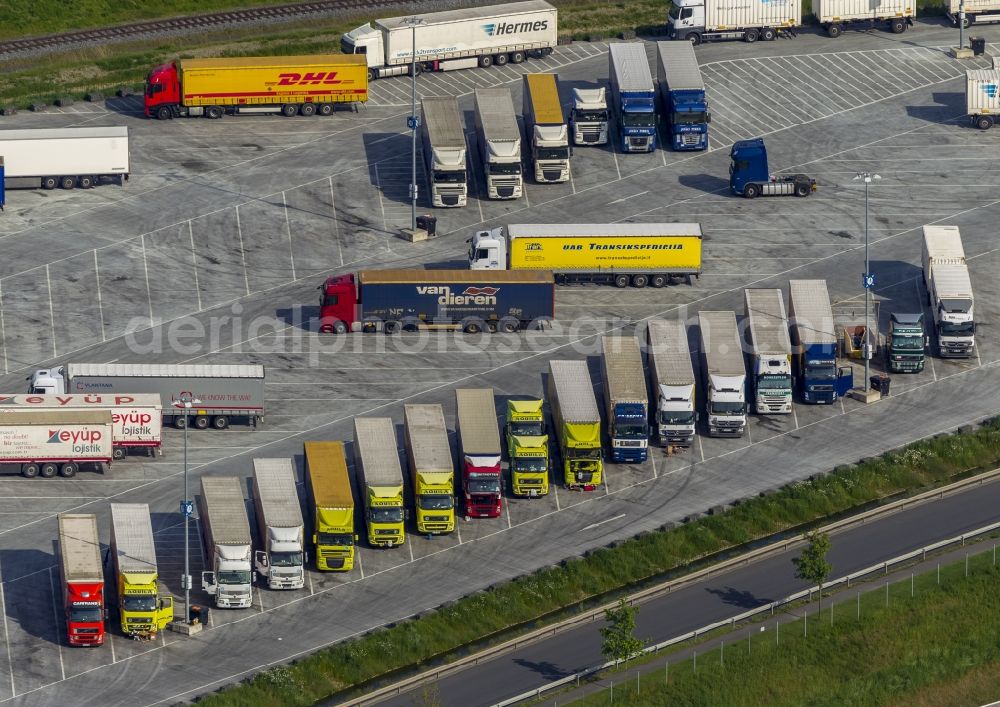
[628,137,649,148]
[423,522,451,531]
[76,628,100,634]
[681,134,702,146]
[541,168,564,181]
[426,515,450,522]
[617,440,643,447]
[714,419,742,427]
[375,529,397,536]
[492,178,519,198]
[578,129,601,143]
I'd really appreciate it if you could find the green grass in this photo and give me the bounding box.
[192,419,1000,705]
[572,549,1000,706]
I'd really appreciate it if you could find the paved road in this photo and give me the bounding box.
[377,475,1000,706]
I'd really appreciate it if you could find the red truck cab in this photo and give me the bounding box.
[144,62,180,119]
[65,581,105,646]
[318,274,358,333]
[463,461,502,518]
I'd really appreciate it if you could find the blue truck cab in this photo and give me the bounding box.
[730,138,815,198]
[609,43,657,153]
[655,42,709,151]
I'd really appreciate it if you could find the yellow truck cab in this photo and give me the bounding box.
[304,441,357,571]
[548,360,603,490]
[354,418,407,547]
[505,399,549,496]
[404,405,455,534]
[109,503,173,638]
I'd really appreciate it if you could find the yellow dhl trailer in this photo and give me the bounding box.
[145,55,368,120]
[468,223,702,288]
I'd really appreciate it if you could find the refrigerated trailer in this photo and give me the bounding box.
[812,0,913,36]
[341,1,557,80]
[0,410,112,478]
[0,127,129,191]
[667,0,802,44]
[421,97,468,208]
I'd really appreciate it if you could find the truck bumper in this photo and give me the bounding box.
[269,577,307,588]
[611,449,648,463]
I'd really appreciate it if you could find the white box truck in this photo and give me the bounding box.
[698,311,747,437]
[966,70,1000,130]
[948,0,1000,26]
[646,319,696,447]
[421,97,468,208]
[253,459,306,590]
[29,363,264,429]
[744,289,793,414]
[0,127,129,191]
[474,88,524,200]
[0,410,112,478]
[922,225,976,358]
[341,1,557,80]
[812,0,913,37]
[668,0,802,44]
[199,476,254,609]
[523,73,570,183]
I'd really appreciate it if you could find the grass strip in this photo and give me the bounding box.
[571,547,1000,706]
[194,418,1000,705]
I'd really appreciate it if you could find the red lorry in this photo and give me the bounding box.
[455,388,503,518]
[57,514,106,646]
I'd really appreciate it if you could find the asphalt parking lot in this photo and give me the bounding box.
[0,23,997,705]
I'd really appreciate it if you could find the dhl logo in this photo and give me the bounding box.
[277,71,343,86]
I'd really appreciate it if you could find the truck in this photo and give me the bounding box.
[28,363,265,430]
[404,404,455,534]
[656,42,709,151]
[341,1,557,80]
[966,70,1000,130]
[0,394,162,459]
[789,280,854,404]
[254,458,309,584]
[646,319,697,447]
[744,289,793,414]
[0,127,128,191]
[885,312,927,373]
[57,514,106,646]
[144,55,367,120]
[601,336,650,463]
[948,0,1000,26]
[523,74,571,183]
[468,222,703,288]
[730,138,816,198]
[455,389,503,518]
[569,86,609,146]
[421,97,468,208]
[318,269,555,334]
[813,0,913,37]
[354,417,406,547]
[303,443,356,571]
[0,410,112,478]
[923,225,976,358]
[199,476,254,609]
[548,360,603,490]
[109,503,174,639]
[474,88,524,199]
[667,0,802,44]
[698,312,747,437]
[608,43,657,153]
[505,399,549,497]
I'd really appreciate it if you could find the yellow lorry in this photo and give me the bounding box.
[109,503,174,638]
[505,399,549,497]
[404,404,455,534]
[548,360,603,490]
[304,441,357,571]
[354,418,406,547]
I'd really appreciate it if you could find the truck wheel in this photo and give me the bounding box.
[156,106,172,121]
[463,320,484,334]
[890,19,906,33]
[827,24,842,37]
[212,416,229,430]
[631,274,649,288]
[686,32,702,45]
[60,176,76,189]
[651,274,667,288]
[499,318,519,333]
[317,103,333,116]
[744,28,759,42]
[614,274,630,288]
[193,416,210,430]
[174,415,188,429]
[78,175,94,189]
[478,55,493,68]
[409,63,423,77]
[367,68,377,81]
[112,446,126,461]
[59,463,78,478]
[383,320,400,334]
[977,115,993,130]
[333,320,348,334]
[963,15,974,27]
[281,104,298,117]
[21,463,39,478]
[206,105,223,119]
[761,27,777,41]
[794,182,811,197]
[40,463,58,478]
[494,53,509,66]
[42,176,57,190]
[299,103,316,117]
[743,183,760,199]
[510,50,526,64]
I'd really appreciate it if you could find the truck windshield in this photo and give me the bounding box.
[710,401,745,415]
[567,448,601,460]
[940,321,975,335]
[467,479,501,494]
[340,37,356,54]
[806,364,837,379]
[673,111,707,125]
[574,109,607,122]
[488,163,522,175]
[270,551,304,567]
[660,411,695,425]
[536,147,569,161]
[622,113,656,128]
[419,494,454,510]
[510,421,545,436]
[217,570,252,585]
[891,335,923,349]
[615,422,648,438]
[668,2,682,20]
[69,607,103,623]
[123,596,156,612]
[370,507,404,524]
[513,457,547,472]
[758,375,791,390]
[433,170,466,183]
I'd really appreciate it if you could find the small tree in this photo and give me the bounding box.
[600,599,644,667]
[793,530,833,612]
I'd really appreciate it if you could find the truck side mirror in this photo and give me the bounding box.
[924,336,930,348]
[404,509,411,520]
[706,112,712,124]
[354,534,359,542]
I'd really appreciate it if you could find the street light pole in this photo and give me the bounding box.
[402,16,424,232]
[174,394,201,625]
[854,171,880,395]
[959,0,966,51]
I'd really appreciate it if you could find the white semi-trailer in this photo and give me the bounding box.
[474,88,524,200]
[0,127,129,191]
[200,476,254,609]
[646,319,696,447]
[421,97,468,208]
[923,225,976,358]
[812,0,913,37]
[667,0,802,44]
[744,289,793,414]
[253,459,306,590]
[0,409,112,478]
[698,311,747,437]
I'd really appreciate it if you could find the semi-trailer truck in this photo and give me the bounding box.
[967,69,1000,130]
[505,399,549,497]
[199,476,254,609]
[455,388,503,518]
[58,513,106,646]
[0,394,161,459]
[813,0,912,37]
[254,458,309,584]
[698,311,747,437]
[474,88,524,199]
[656,42,709,151]
[468,222,703,288]
[303,443,356,571]
[730,138,816,198]
[608,43,657,153]
[28,363,265,430]
[0,410,112,478]
[789,280,853,403]
[569,87,609,146]
[744,288,793,414]
[601,335,649,463]
[885,312,927,373]
[646,319,696,447]
[948,0,1000,26]
[523,73,570,183]
[421,97,468,207]
[0,127,129,191]
[404,404,455,534]
[667,0,802,44]
[109,503,174,638]
[145,55,368,120]
[354,418,406,547]
[341,1,557,80]
[923,225,976,358]
[548,360,602,490]
[318,269,555,334]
